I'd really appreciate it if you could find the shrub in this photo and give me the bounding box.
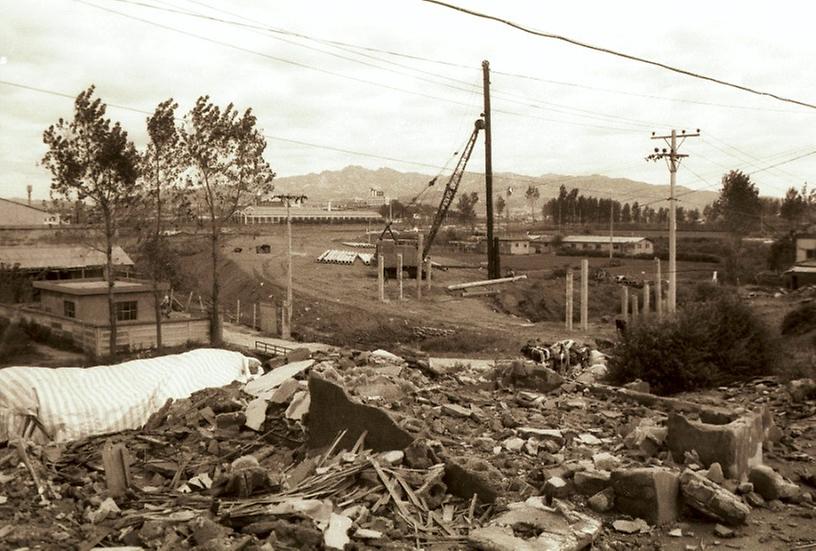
[0,319,33,359]
[608,294,778,394]
[781,303,816,336]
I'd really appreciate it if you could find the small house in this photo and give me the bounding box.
[795,233,816,262]
[561,235,654,256]
[784,260,816,290]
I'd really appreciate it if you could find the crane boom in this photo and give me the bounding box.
[423,118,484,259]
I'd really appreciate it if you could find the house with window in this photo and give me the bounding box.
[795,233,816,262]
[560,235,654,256]
[0,197,61,226]
[0,278,209,356]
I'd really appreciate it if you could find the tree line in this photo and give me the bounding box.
[40,86,275,358]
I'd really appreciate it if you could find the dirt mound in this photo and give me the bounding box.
[493,279,621,322]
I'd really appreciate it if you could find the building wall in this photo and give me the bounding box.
[39,289,158,325]
[0,200,60,226]
[796,237,816,262]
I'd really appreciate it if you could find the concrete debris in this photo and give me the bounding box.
[244,397,268,431]
[592,451,621,471]
[443,456,502,503]
[496,360,563,392]
[622,418,667,457]
[244,359,315,398]
[679,469,751,525]
[623,380,651,394]
[612,518,650,534]
[611,467,681,525]
[748,464,801,501]
[284,390,310,420]
[324,513,352,550]
[588,487,615,512]
[574,469,611,496]
[714,523,736,538]
[787,378,816,402]
[667,409,767,481]
[442,403,473,418]
[706,462,725,485]
[469,501,601,551]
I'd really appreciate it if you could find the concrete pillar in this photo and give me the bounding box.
[378,253,386,302]
[565,269,574,331]
[416,234,424,300]
[580,258,589,331]
[621,286,629,322]
[397,253,404,300]
[655,258,663,320]
[426,257,433,290]
[632,294,639,321]
[643,283,651,318]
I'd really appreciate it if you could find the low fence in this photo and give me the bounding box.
[0,303,209,357]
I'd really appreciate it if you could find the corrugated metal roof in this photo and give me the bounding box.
[562,235,650,244]
[0,245,134,270]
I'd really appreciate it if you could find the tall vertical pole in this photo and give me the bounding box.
[580,259,588,331]
[252,303,257,329]
[643,282,650,318]
[378,254,386,302]
[426,257,432,290]
[632,294,639,321]
[285,200,293,338]
[655,258,663,320]
[397,253,404,300]
[609,195,614,261]
[668,129,677,314]
[621,286,629,323]
[483,60,496,279]
[416,233,424,300]
[565,269,574,331]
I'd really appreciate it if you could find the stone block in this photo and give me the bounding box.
[443,456,503,503]
[611,467,681,525]
[574,470,611,496]
[748,465,800,501]
[498,360,563,393]
[307,375,414,452]
[679,469,751,525]
[667,409,766,481]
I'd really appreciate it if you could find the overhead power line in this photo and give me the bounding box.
[422,0,816,110]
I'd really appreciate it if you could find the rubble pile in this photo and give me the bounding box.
[1,344,815,549]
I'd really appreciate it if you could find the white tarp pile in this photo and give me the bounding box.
[0,348,261,444]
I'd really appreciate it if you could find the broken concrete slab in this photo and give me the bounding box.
[497,360,563,393]
[468,502,601,551]
[285,391,310,421]
[588,487,614,513]
[429,357,495,374]
[517,427,564,446]
[611,467,681,526]
[441,403,473,418]
[666,409,766,481]
[244,360,315,398]
[306,375,415,452]
[244,398,268,431]
[324,513,352,550]
[622,418,667,457]
[748,464,801,501]
[269,378,300,404]
[612,518,649,534]
[679,469,751,525]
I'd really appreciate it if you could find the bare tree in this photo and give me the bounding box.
[42,86,141,359]
[178,97,275,345]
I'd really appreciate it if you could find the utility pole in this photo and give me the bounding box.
[648,129,700,314]
[274,194,307,338]
[609,194,614,261]
[483,59,496,279]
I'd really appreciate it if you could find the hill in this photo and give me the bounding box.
[271,166,718,212]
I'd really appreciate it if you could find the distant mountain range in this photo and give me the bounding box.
[272,166,718,212]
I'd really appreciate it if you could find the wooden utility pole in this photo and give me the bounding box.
[378,254,386,302]
[397,253,404,300]
[565,269,574,330]
[580,259,588,331]
[274,194,307,339]
[416,233,424,300]
[621,286,629,322]
[643,283,650,318]
[649,129,700,314]
[609,195,614,261]
[632,294,639,320]
[483,60,496,279]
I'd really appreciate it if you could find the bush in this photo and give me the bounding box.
[608,294,778,394]
[781,303,816,336]
[0,318,33,358]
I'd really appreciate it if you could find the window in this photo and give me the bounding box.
[807,249,816,259]
[64,300,76,318]
[116,301,138,321]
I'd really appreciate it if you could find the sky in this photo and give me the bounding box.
[1,0,814,201]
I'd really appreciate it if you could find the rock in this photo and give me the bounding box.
[706,463,725,485]
[679,469,751,525]
[588,488,614,513]
[543,476,572,498]
[624,380,650,393]
[404,439,441,469]
[88,497,121,524]
[357,383,402,401]
[324,513,352,550]
[215,411,246,429]
[737,482,754,494]
[245,359,315,397]
[623,418,667,457]
[468,502,601,551]
[442,403,473,418]
[576,364,608,384]
[668,528,683,537]
[744,491,765,508]
[612,518,649,534]
[788,378,816,402]
[713,524,735,538]
[443,456,503,503]
[380,450,404,466]
[269,378,300,404]
[285,347,312,363]
[574,470,611,496]
[503,437,525,452]
[577,433,602,445]
[500,411,519,428]
[244,398,268,431]
[191,516,229,547]
[499,360,563,393]
[592,452,621,471]
[611,467,681,525]
[307,375,415,452]
[517,427,564,446]
[666,409,768,481]
[285,390,310,420]
[748,465,800,501]
[353,528,383,539]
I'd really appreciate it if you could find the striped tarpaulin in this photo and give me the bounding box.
[0,348,261,443]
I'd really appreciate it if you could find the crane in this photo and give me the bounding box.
[374,117,484,277]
